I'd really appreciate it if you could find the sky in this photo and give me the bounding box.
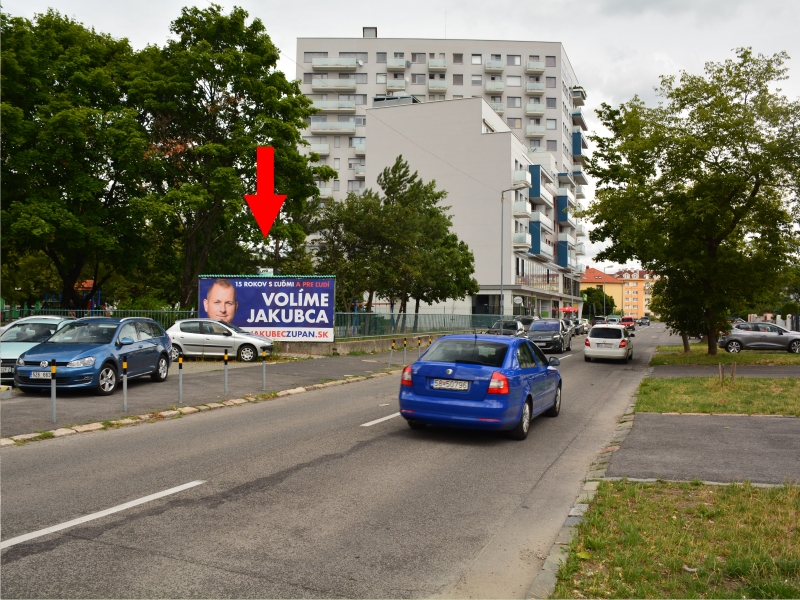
[5,0,800,273]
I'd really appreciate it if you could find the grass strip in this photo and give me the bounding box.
[554,480,800,599]
[635,377,800,416]
[650,343,800,366]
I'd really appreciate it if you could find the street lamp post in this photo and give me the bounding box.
[500,185,525,317]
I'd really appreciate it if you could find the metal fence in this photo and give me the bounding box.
[6,308,197,332]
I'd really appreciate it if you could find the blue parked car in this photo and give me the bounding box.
[14,317,172,396]
[399,334,562,440]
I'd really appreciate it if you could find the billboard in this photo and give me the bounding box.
[198,276,336,342]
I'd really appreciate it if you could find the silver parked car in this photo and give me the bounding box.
[719,322,800,353]
[0,317,75,383]
[166,319,274,362]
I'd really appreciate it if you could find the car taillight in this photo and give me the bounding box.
[585,337,591,347]
[401,365,413,386]
[619,340,627,348]
[487,371,509,394]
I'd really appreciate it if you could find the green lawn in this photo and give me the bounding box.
[650,343,800,366]
[554,480,800,599]
[635,377,800,416]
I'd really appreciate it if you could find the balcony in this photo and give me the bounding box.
[354,164,366,179]
[575,223,586,237]
[317,187,333,199]
[309,121,356,134]
[572,86,587,106]
[575,185,586,199]
[572,129,588,164]
[575,243,586,256]
[528,237,554,259]
[558,232,576,247]
[484,60,505,73]
[428,80,448,92]
[386,79,406,92]
[572,107,587,130]
[387,58,407,71]
[556,186,575,201]
[525,125,546,138]
[574,262,585,274]
[529,179,554,208]
[572,167,588,185]
[353,143,366,156]
[311,57,358,71]
[307,143,329,156]
[513,232,532,248]
[513,169,532,188]
[530,210,554,233]
[428,58,447,72]
[489,102,505,115]
[513,200,532,218]
[312,100,356,113]
[525,61,545,74]
[311,78,357,92]
[525,103,545,117]
[526,82,545,95]
[485,81,505,93]
[558,171,576,186]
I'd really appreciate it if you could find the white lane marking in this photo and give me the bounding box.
[361,412,401,427]
[560,354,573,359]
[379,403,390,407]
[0,480,206,550]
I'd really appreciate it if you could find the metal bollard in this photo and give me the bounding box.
[122,356,128,413]
[388,340,395,368]
[403,338,407,365]
[418,337,421,359]
[262,349,267,391]
[50,358,57,423]
[178,356,183,404]
[224,349,229,397]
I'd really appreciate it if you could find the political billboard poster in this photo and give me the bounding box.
[198,275,336,341]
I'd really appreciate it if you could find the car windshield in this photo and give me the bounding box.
[0,321,61,343]
[590,327,623,339]
[46,322,118,344]
[422,340,508,367]
[491,321,518,330]
[530,321,559,331]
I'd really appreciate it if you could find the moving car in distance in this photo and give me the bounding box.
[1,317,74,384]
[14,317,172,396]
[527,318,572,353]
[399,334,562,440]
[592,316,607,325]
[718,322,800,354]
[606,316,621,325]
[639,317,650,326]
[621,316,636,331]
[584,324,635,363]
[515,315,539,333]
[167,319,274,362]
[486,320,525,337]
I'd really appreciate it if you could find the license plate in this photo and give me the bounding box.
[597,343,613,348]
[0,367,12,374]
[432,379,469,391]
[30,371,52,379]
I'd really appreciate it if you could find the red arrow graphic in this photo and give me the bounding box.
[244,146,287,238]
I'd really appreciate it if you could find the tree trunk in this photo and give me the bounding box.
[681,333,691,353]
[706,325,718,356]
[366,289,375,313]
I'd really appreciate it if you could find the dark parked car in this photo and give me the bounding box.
[515,315,539,332]
[718,322,800,354]
[527,319,573,353]
[487,320,525,337]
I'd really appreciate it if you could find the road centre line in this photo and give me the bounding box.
[0,480,206,550]
[361,412,401,427]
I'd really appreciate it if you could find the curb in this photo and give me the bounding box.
[0,369,403,448]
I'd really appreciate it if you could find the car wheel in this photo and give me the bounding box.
[170,345,182,362]
[238,344,257,362]
[567,338,572,351]
[17,386,36,394]
[584,355,591,362]
[407,420,426,430]
[509,398,532,440]
[556,341,563,354]
[789,340,800,354]
[96,364,117,396]
[151,354,169,382]
[726,340,742,353]
[545,385,561,417]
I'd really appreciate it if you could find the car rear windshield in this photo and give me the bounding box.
[590,327,623,339]
[491,321,518,330]
[46,322,118,344]
[530,321,559,331]
[422,340,508,367]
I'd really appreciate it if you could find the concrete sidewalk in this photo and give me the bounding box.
[0,351,407,438]
[651,365,800,378]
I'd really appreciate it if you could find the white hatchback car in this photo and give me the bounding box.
[584,324,634,363]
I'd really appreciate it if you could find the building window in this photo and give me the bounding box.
[490,95,502,103]
[546,97,557,108]
[304,73,328,84]
[546,77,556,88]
[507,96,521,108]
[471,74,482,86]
[507,118,521,129]
[334,136,340,148]
[529,54,540,61]
[471,54,482,65]
[453,74,463,85]
[333,180,340,191]
[394,52,404,58]
[348,158,364,169]
[453,94,463,99]
[411,74,426,84]
[546,119,557,130]
[340,52,368,63]
[438,95,445,101]
[546,140,557,151]
[348,136,365,147]
[376,52,387,63]
[376,73,387,84]
[507,75,521,87]
[530,139,541,147]
[348,180,365,192]
[333,158,340,170]
[490,54,501,61]
[507,55,521,66]
[532,118,541,125]
[339,94,367,105]
[411,53,426,63]
[355,73,368,84]
[546,55,556,67]
[303,51,328,62]
[453,53,463,64]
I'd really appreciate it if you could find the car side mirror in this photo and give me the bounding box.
[120,337,135,346]
[548,357,560,367]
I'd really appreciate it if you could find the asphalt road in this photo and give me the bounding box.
[1,327,666,598]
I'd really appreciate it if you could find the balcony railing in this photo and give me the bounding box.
[558,232,576,247]
[489,102,504,114]
[575,185,586,199]
[530,211,554,232]
[572,107,587,130]
[525,125,546,138]
[311,79,357,92]
[525,103,545,117]
[354,164,366,178]
[526,82,546,95]
[428,58,447,72]
[353,143,366,156]
[513,232,532,247]
[307,143,330,156]
[572,86,587,106]
[312,100,357,113]
[556,187,575,201]
[309,121,357,134]
[485,81,505,93]
[528,242,554,259]
[386,79,406,92]
[513,169,532,188]
[428,80,448,92]
[317,187,333,199]
[575,243,586,256]
[513,201,532,217]
[311,57,358,71]
[575,223,586,237]
[525,61,545,74]
[484,60,504,73]
[529,184,554,208]
[387,58,407,71]
[572,168,588,185]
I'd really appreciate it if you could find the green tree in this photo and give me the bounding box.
[586,49,800,355]
[581,286,616,318]
[1,11,150,309]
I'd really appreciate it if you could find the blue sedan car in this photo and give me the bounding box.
[399,334,562,440]
[14,317,172,396]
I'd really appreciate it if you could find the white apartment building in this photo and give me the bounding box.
[296,29,588,317]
